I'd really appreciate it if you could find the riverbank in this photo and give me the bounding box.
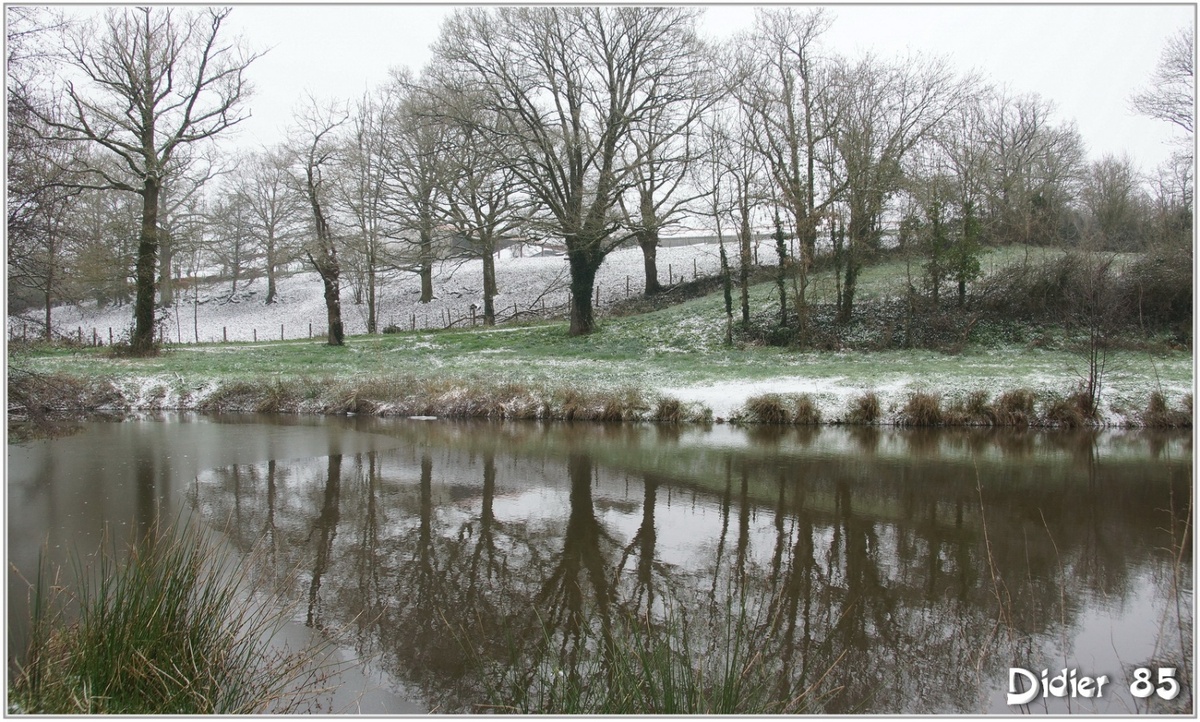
[8,338,1192,431]
[8,243,1192,432]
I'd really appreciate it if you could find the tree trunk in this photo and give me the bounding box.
[639,233,663,295]
[131,180,160,353]
[157,226,174,307]
[482,246,497,326]
[265,238,277,305]
[839,253,860,325]
[739,213,752,325]
[567,244,600,336]
[320,264,344,346]
[366,267,377,334]
[419,228,434,303]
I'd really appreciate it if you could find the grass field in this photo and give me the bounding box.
[8,245,1192,426]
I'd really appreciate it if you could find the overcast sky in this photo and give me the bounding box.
[71,3,1197,174]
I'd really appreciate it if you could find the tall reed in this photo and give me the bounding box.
[10,518,335,714]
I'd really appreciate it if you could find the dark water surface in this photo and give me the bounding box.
[8,414,1193,714]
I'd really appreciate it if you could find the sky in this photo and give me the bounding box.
[65,3,1196,174]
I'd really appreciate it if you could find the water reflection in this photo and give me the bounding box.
[179,419,1191,714]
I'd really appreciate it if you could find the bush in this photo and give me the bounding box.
[792,394,822,425]
[653,396,683,424]
[1039,391,1093,428]
[995,389,1036,427]
[743,394,790,425]
[846,392,881,425]
[898,392,943,427]
[1140,391,1192,428]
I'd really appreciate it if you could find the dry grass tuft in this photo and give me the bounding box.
[743,394,790,424]
[1141,391,1192,428]
[994,389,1036,427]
[653,396,683,424]
[792,394,821,425]
[898,391,943,427]
[846,391,881,425]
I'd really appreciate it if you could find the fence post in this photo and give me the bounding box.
[78,327,83,343]
[223,327,227,343]
[594,284,599,307]
[93,329,98,346]
[411,313,416,331]
[308,322,312,339]
[626,275,630,296]
[109,327,113,345]
[253,328,257,342]
[693,258,697,279]
[668,263,673,284]
[22,324,27,342]
[281,324,284,341]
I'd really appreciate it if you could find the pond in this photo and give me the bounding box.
[7,414,1193,714]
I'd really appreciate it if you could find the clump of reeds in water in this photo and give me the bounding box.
[10,519,335,715]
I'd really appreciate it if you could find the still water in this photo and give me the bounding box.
[8,414,1193,714]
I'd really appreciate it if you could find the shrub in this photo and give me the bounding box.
[1039,391,1093,428]
[1140,391,1192,428]
[653,396,683,424]
[792,394,822,425]
[995,389,1036,427]
[743,394,790,425]
[846,392,881,425]
[898,392,943,427]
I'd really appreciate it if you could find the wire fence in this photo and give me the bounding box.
[9,263,711,347]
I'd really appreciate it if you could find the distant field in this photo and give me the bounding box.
[10,242,1192,425]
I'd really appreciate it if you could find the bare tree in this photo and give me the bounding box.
[734,8,841,325]
[29,7,258,352]
[977,90,1085,247]
[434,7,706,335]
[832,53,969,323]
[379,71,447,306]
[698,105,769,325]
[236,146,306,305]
[1131,26,1194,136]
[290,99,349,346]
[618,37,718,296]
[428,77,530,326]
[340,88,396,331]
[1079,154,1149,251]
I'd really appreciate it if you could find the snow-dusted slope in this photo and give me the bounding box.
[22,244,725,344]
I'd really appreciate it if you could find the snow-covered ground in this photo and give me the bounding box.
[11,241,1192,426]
[20,243,726,344]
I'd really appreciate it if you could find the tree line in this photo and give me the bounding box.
[7,6,1193,351]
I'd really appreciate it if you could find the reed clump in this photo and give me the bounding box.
[897,391,943,427]
[792,394,822,425]
[653,396,684,424]
[994,389,1036,427]
[10,520,333,715]
[742,394,791,424]
[1140,391,1192,428]
[1038,391,1093,428]
[846,391,881,425]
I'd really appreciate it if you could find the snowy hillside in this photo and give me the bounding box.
[17,243,728,344]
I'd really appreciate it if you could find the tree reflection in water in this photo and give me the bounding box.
[193,421,1193,714]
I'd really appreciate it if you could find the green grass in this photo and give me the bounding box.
[8,244,1191,426]
[9,518,334,715]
